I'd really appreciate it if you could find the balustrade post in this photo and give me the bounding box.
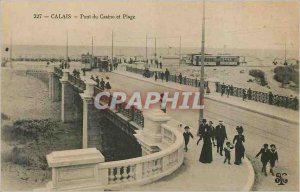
[80,80,97,149]
[48,66,60,102]
[162,155,169,172]
[135,163,143,180]
[134,109,171,155]
[46,148,105,191]
[60,69,76,123]
[115,167,122,183]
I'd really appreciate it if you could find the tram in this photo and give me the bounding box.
[188,54,240,66]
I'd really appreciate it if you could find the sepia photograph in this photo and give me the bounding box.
[1,0,299,191]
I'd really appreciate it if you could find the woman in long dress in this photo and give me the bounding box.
[233,126,245,165]
[199,122,213,163]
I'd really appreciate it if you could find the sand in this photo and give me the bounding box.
[1,68,59,191]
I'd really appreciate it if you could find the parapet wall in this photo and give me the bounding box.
[45,110,184,191]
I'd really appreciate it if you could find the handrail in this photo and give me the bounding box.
[98,123,184,186]
[215,82,299,110]
[125,65,208,88]
[94,92,144,128]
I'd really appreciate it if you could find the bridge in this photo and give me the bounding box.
[11,63,259,191]
[41,66,185,190]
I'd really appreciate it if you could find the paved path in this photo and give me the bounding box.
[83,70,255,191]
[116,65,298,125]
[83,68,298,191]
[126,119,253,191]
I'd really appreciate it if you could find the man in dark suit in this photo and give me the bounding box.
[215,121,228,156]
[255,144,270,176]
[221,83,226,96]
[183,126,194,152]
[269,144,278,176]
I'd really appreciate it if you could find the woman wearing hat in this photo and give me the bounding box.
[199,119,214,163]
[233,126,245,165]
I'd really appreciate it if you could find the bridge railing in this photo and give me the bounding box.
[99,123,183,187]
[93,87,144,128]
[67,73,86,91]
[45,121,184,191]
[125,66,298,110]
[125,66,208,88]
[215,82,299,110]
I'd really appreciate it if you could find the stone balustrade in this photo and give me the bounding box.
[45,110,184,191]
[45,67,184,190]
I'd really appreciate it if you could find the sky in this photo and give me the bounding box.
[1,0,299,50]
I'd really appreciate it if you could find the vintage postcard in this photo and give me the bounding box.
[1,0,299,191]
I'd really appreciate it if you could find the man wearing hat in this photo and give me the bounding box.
[215,121,228,156]
[183,126,194,152]
[269,144,278,176]
[255,144,270,176]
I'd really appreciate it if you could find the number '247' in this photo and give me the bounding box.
[33,14,42,19]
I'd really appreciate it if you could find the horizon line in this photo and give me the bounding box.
[2,44,298,52]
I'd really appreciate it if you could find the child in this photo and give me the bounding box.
[269,144,278,176]
[255,144,270,176]
[224,142,234,164]
[183,126,194,152]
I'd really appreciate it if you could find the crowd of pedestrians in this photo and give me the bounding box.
[90,75,111,90]
[180,118,279,177]
[59,61,70,69]
[182,119,245,165]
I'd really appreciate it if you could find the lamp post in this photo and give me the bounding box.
[199,0,206,126]
[10,35,12,69]
[66,31,69,65]
[111,30,114,67]
[179,35,181,68]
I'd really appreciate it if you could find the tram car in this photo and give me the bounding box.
[81,53,109,70]
[188,54,240,66]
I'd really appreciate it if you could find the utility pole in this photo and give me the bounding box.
[283,42,288,86]
[155,37,157,63]
[199,0,206,125]
[179,35,182,67]
[92,36,94,56]
[66,31,69,64]
[146,34,148,60]
[91,36,94,68]
[111,30,114,65]
[284,42,287,62]
[10,35,12,69]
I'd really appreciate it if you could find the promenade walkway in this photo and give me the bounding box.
[113,67,298,125]
[81,69,255,191]
[127,120,254,191]
[107,67,298,191]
